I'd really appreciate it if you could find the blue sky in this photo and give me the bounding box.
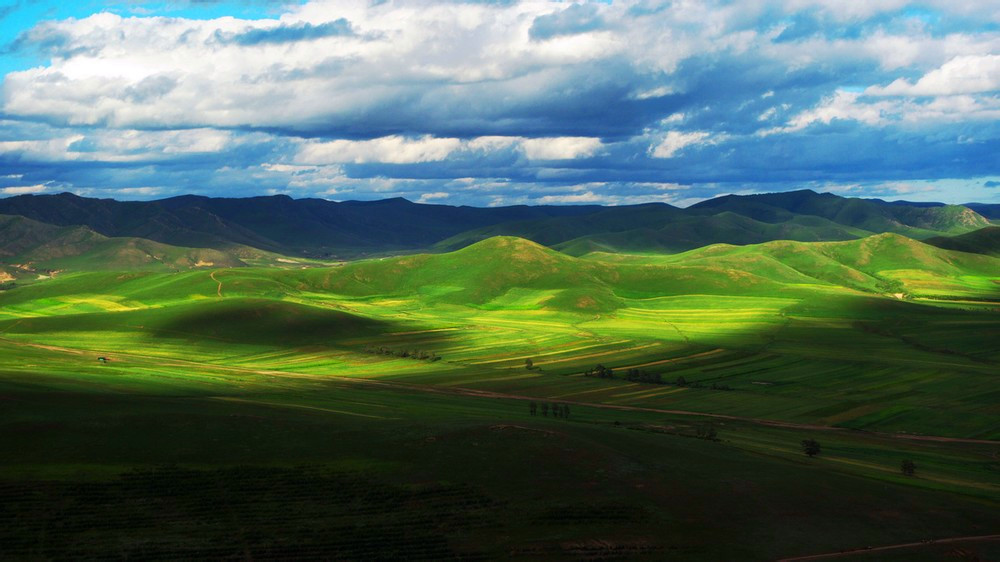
[0,0,998,206]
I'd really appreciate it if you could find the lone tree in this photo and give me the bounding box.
[562,404,570,419]
[525,358,534,370]
[801,439,821,458]
[529,401,537,416]
[901,459,916,476]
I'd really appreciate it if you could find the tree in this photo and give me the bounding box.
[562,404,570,419]
[697,424,717,441]
[551,403,561,418]
[525,358,534,370]
[901,459,916,476]
[529,401,537,416]
[676,375,688,386]
[541,402,549,417]
[801,439,821,458]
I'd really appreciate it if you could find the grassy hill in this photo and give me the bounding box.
[925,226,1000,257]
[0,214,245,277]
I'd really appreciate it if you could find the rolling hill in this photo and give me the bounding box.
[0,214,245,277]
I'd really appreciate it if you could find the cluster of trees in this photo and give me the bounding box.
[0,281,16,291]
[362,346,441,362]
[585,364,615,378]
[529,401,570,419]
[696,423,718,441]
[623,368,662,384]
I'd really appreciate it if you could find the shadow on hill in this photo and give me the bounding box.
[0,299,453,349]
[151,299,394,346]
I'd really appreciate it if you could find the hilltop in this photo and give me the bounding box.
[0,214,244,278]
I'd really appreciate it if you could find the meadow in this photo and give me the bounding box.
[1,234,998,559]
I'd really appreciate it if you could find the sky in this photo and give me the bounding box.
[0,0,998,207]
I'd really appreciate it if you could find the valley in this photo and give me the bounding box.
[1,191,998,560]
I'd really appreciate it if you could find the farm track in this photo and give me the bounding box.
[1,335,997,446]
[777,533,1000,561]
[210,270,223,297]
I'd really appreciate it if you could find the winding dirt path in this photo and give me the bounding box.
[777,533,1000,561]
[210,271,223,297]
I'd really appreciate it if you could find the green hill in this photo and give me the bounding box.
[925,226,1000,257]
[0,214,245,276]
[653,233,1000,297]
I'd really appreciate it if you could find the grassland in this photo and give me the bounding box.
[1,233,998,559]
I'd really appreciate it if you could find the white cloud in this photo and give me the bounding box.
[417,191,450,203]
[1,184,49,195]
[521,137,602,160]
[649,131,713,158]
[295,136,462,164]
[868,54,1000,96]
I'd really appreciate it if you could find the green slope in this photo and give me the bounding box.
[925,226,1000,257]
[0,214,245,276]
[605,233,1000,298]
[0,297,390,346]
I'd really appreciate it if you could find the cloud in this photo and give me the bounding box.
[417,191,449,203]
[0,1,997,205]
[650,131,713,158]
[867,54,1000,96]
[0,184,48,195]
[985,180,1000,188]
[224,19,355,46]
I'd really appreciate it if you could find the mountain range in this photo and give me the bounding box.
[0,190,997,278]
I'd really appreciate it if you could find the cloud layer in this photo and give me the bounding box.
[1,0,998,205]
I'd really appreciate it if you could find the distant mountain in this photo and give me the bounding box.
[0,214,245,277]
[0,193,600,257]
[0,190,991,258]
[965,203,1000,220]
[925,226,1000,257]
[687,190,989,236]
[441,190,990,255]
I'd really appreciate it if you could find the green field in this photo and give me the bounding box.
[1,234,999,559]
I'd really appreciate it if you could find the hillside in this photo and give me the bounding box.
[0,193,600,257]
[655,233,1000,297]
[0,214,245,276]
[926,226,1000,257]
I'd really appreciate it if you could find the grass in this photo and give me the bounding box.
[1,233,998,559]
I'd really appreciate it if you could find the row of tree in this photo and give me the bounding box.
[801,439,917,475]
[362,346,442,361]
[529,401,570,419]
[0,281,16,291]
[583,365,732,390]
